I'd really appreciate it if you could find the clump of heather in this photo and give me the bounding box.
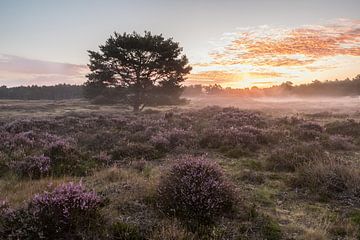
[325,119,360,138]
[111,142,163,161]
[0,207,42,240]
[323,135,356,151]
[157,156,235,226]
[291,122,324,141]
[29,182,104,239]
[294,160,360,201]
[150,128,196,152]
[266,142,327,172]
[45,138,94,176]
[9,155,51,179]
[200,126,266,156]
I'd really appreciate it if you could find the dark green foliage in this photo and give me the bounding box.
[85,31,192,111]
[0,84,83,100]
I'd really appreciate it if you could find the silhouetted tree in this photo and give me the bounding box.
[85,31,192,111]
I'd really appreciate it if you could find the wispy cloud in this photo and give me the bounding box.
[0,54,88,86]
[206,19,360,67]
[189,19,360,87]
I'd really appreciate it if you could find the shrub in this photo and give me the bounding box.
[109,221,144,240]
[157,156,235,226]
[0,207,43,240]
[294,124,324,141]
[9,155,51,179]
[294,160,360,200]
[200,126,265,155]
[45,139,96,176]
[323,135,356,151]
[150,128,196,152]
[325,119,360,138]
[29,182,104,239]
[111,142,162,161]
[266,142,326,172]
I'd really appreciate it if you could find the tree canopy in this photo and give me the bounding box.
[85,31,192,111]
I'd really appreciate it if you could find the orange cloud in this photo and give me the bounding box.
[204,19,360,68]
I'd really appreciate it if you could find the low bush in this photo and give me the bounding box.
[29,182,105,239]
[294,126,324,141]
[111,142,163,161]
[157,156,235,226]
[294,160,360,200]
[0,207,43,240]
[9,155,51,179]
[109,221,144,240]
[325,119,360,138]
[45,140,97,176]
[323,135,356,151]
[266,142,327,172]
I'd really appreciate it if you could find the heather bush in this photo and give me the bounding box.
[157,156,235,226]
[267,142,327,172]
[294,160,360,200]
[150,128,196,152]
[325,119,360,138]
[212,107,266,128]
[29,182,105,239]
[111,142,163,161]
[200,126,266,156]
[323,135,356,151]
[9,155,51,179]
[45,139,97,176]
[0,207,43,240]
[77,131,121,151]
[109,221,144,240]
[294,122,324,141]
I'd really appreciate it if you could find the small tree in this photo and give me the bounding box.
[85,31,192,111]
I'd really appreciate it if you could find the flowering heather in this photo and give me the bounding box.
[200,125,264,153]
[212,107,265,128]
[150,128,196,152]
[29,182,103,238]
[157,156,235,225]
[10,155,51,179]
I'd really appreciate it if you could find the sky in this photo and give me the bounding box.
[0,0,359,88]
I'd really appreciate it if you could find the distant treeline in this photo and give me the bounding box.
[0,75,360,100]
[0,84,83,100]
[183,74,360,97]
